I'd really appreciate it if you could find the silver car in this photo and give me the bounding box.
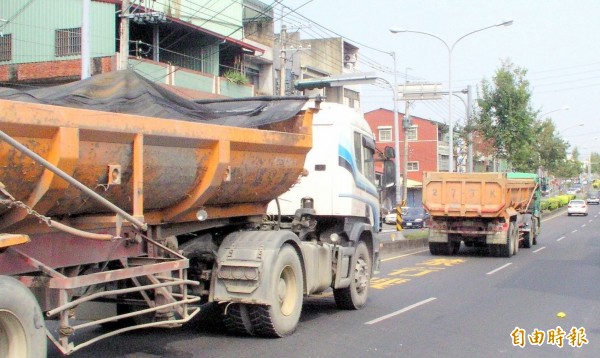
[586,192,600,205]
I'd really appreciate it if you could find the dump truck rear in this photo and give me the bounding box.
[422,172,541,256]
[0,71,380,356]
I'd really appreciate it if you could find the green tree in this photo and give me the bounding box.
[591,152,600,175]
[471,60,538,171]
[554,158,580,180]
[534,119,568,175]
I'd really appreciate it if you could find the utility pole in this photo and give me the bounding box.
[81,0,90,79]
[466,85,473,172]
[402,75,410,206]
[402,103,410,205]
[279,24,287,96]
[118,0,130,71]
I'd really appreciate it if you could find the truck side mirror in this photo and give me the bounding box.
[383,160,396,186]
[384,146,395,159]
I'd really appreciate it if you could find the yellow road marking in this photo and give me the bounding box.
[381,248,429,262]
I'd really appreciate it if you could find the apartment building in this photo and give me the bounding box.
[0,0,274,98]
[364,108,448,208]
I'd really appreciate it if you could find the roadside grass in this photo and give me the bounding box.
[403,229,429,240]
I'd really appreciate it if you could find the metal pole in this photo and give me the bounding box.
[119,0,130,70]
[390,21,513,171]
[448,50,453,172]
[391,52,402,207]
[81,0,90,79]
[279,25,287,96]
[466,85,473,172]
[403,99,409,204]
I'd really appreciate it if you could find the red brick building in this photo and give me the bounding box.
[364,108,448,209]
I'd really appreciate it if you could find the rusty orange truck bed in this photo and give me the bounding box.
[0,70,379,356]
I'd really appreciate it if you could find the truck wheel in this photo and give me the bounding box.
[438,241,455,255]
[500,223,514,258]
[249,244,303,337]
[509,223,520,255]
[450,241,460,255]
[0,276,47,358]
[334,241,371,310]
[429,242,440,255]
[532,217,539,245]
[222,303,254,336]
[523,231,532,248]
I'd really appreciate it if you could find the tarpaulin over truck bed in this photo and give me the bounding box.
[0,70,308,128]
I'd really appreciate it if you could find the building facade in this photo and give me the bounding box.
[364,108,448,208]
[0,0,273,98]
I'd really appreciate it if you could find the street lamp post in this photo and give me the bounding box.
[391,52,402,209]
[390,19,513,172]
[539,106,570,119]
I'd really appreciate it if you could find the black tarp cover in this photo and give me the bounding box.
[0,70,308,128]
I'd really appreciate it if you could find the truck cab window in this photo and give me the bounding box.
[354,132,376,184]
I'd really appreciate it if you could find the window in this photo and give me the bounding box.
[378,126,392,142]
[344,88,360,108]
[408,161,419,171]
[55,28,81,57]
[354,132,376,184]
[406,126,417,141]
[0,34,12,62]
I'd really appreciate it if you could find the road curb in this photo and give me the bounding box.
[381,237,428,253]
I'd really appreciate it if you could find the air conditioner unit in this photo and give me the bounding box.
[344,54,356,63]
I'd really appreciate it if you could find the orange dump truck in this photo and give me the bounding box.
[0,71,379,356]
[422,172,541,257]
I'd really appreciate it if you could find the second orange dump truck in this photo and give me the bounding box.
[423,172,542,257]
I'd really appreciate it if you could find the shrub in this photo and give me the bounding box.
[223,69,249,85]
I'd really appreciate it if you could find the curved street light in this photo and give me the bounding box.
[559,123,584,134]
[539,106,570,119]
[390,19,513,172]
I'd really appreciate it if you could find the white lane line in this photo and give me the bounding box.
[533,246,547,253]
[582,224,587,228]
[486,263,512,275]
[572,229,578,233]
[590,219,594,223]
[557,236,565,242]
[365,297,437,325]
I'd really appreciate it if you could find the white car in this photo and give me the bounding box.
[567,199,588,216]
[384,212,397,225]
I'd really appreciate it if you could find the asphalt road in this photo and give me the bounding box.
[48,206,600,357]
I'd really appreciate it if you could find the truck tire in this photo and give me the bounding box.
[488,244,498,257]
[450,241,460,255]
[500,223,514,258]
[248,244,303,337]
[222,303,254,336]
[0,276,47,358]
[523,231,532,248]
[429,242,440,255]
[512,224,519,256]
[334,241,371,310]
[532,217,539,245]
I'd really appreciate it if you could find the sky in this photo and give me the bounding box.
[278,0,600,159]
